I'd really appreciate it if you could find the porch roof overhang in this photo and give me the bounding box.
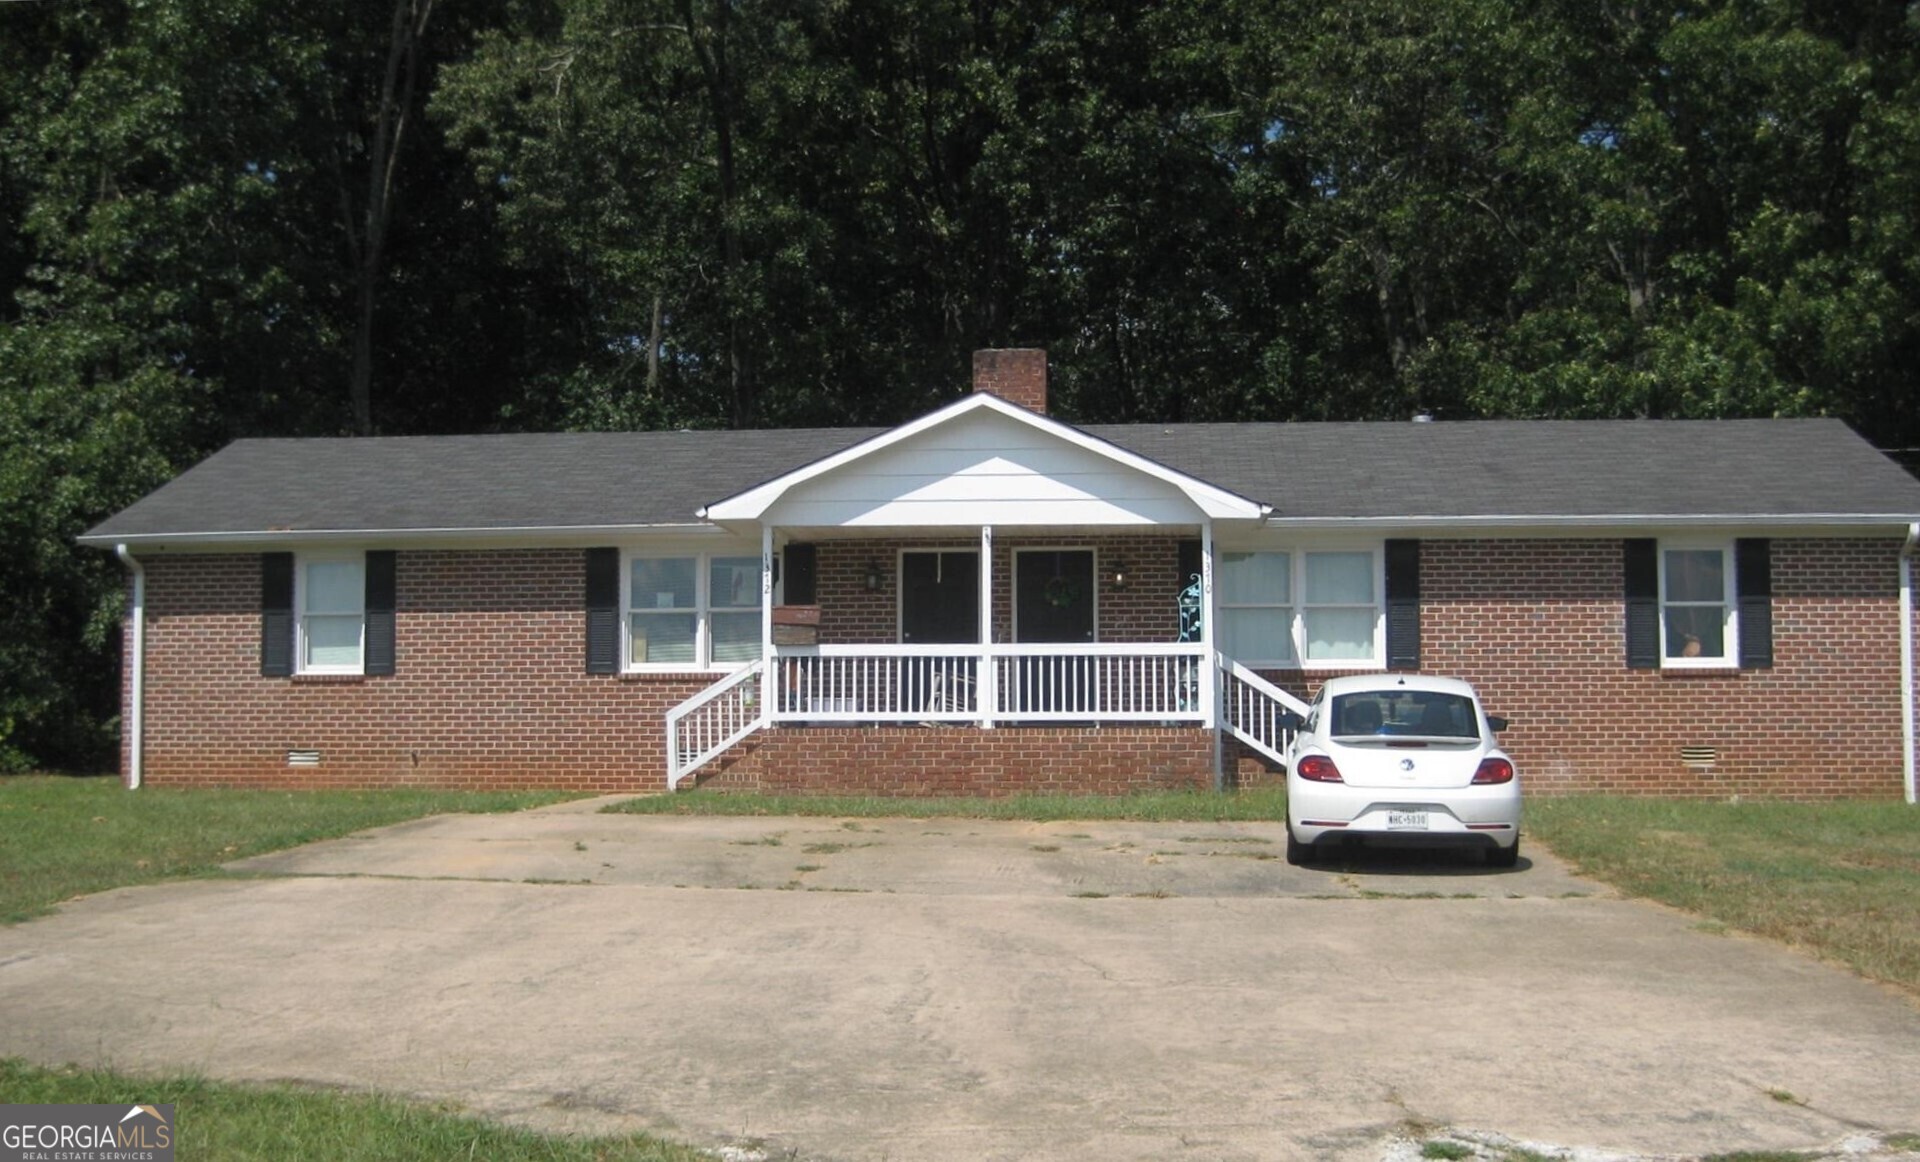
[699,394,1270,529]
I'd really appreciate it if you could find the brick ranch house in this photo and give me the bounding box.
[84,349,1920,800]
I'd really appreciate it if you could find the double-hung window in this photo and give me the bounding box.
[298,556,365,674]
[1218,552,1294,664]
[1660,543,1736,666]
[1302,551,1378,662]
[625,552,763,669]
[1215,548,1384,667]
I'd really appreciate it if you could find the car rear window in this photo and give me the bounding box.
[1330,691,1479,739]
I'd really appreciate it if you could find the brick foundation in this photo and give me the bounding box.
[122,537,1915,798]
[706,725,1214,796]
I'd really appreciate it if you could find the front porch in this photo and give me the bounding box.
[661,380,1307,791]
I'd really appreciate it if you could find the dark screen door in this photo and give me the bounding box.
[1015,550,1095,643]
[900,551,980,643]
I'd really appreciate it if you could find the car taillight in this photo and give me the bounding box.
[1471,757,1514,785]
[1295,755,1344,783]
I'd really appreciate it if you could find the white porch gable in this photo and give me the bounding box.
[700,392,1267,529]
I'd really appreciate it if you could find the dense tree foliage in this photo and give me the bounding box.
[2,0,1916,770]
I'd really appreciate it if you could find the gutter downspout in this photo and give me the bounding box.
[115,544,144,791]
[1903,523,1917,806]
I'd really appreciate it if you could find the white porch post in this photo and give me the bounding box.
[760,524,775,721]
[1200,520,1222,790]
[978,524,996,728]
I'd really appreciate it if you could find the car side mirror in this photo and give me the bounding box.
[1486,715,1510,733]
[1277,710,1306,731]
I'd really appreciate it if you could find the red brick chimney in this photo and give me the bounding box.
[972,348,1048,414]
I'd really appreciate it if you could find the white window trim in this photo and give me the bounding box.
[294,552,365,676]
[622,549,765,672]
[1218,550,1296,668]
[1217,545,1386,671]
[1658,539,1739,670]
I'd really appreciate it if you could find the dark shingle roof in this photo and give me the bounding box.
[83,416,1920,543]
[1086,418,1920,522]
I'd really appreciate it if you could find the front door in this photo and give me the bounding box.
[1015,550,1095,643]
[900,550,979,644]
[1012,550,1095,716]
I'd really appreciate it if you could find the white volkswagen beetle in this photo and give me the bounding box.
[1283,675,1521,868]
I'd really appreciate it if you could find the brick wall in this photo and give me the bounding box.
[122,536,1914,798]
[1229,537,1912,800]
[706,725,1213,795]
[814,534,1185,644]
[130,551,710,791]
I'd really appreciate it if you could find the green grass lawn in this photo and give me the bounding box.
[607,786,1291,821]
[1526,796,1920,994]
[0,1059,704,1161]
[0,775,579,924]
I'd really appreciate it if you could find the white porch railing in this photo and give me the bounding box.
[662,647,1308,788]
[665,659,765,789]
[1219,656,1310,766]
[769,643,1209,724]
[990,643,1208,722]
[773,647,981,723]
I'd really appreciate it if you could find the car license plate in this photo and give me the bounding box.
[1387,810,1429,830]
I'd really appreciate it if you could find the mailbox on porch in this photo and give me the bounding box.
[771,604,821,646]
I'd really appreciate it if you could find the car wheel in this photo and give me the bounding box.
[1485,836,1520,869]
[1286,831,1315,866]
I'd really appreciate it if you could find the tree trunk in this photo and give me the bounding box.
[346,0,435,436]
[680,0,754,427]
[646,291,663,394]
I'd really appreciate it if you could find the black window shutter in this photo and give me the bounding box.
[585,547,620,674]
[1384,539,1421,670]
[1736,538,1774,669]
[1624,539,1659,669]
[364,551,397,676]
[1176,539,1202,593]
[784,542,818,605]
[260,552,294,677]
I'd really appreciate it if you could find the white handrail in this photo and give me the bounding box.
[1218,656,1310,767]
[665,660,766,789]
[768,643,1211,724]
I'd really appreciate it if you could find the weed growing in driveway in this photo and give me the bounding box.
[0,1059,706,1161]
[1030,844,1061,852]
[793,864,823,873]
[0,776,580,924]
[801,841,877,855]
[1072,891,1109,898]
[728,834,784,847]
[1528,797,1920,993]
[1420,1141,1473,1160]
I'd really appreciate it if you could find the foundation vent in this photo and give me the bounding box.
[1679,746,1718,768]
[286,749,321,768]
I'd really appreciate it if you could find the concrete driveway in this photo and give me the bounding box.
[3,799,1918,1161]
